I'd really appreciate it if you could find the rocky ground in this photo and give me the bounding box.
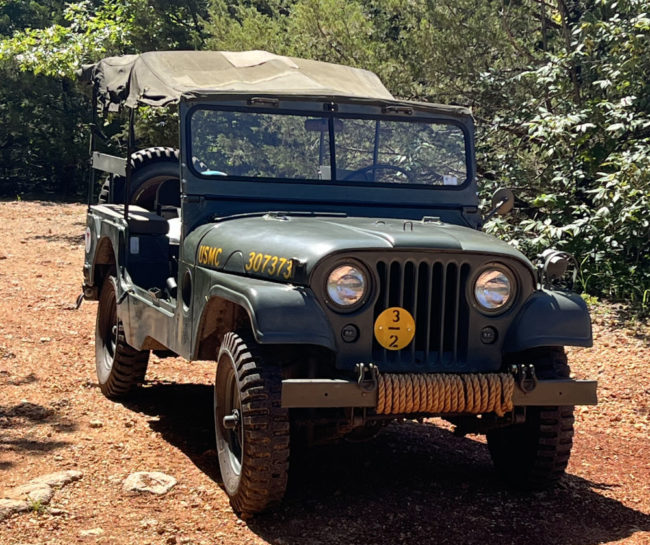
[0,200,648,545]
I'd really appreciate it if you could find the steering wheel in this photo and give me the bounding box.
[342,163,413,183]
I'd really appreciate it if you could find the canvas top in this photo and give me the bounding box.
[79,50,398,110]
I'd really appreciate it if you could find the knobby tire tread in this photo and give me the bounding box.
[96,277,149,399]
[487,347,575,490]
[217,332,290,515]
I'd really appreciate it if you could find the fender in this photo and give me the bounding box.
[505,289,592,352]
[192,269,336,358]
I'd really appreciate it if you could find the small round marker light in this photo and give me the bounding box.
[341,324,359,343]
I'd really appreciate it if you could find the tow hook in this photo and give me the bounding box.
[355,363,378,392]
[511,364,538,393]
[75,293,84,309]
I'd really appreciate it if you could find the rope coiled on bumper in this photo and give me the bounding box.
[376,373,515,417]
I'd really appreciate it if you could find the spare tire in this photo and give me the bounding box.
[98,147,206,210]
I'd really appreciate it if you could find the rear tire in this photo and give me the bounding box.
[95,276,149,399]
[487,347,575,490]
[214,332,290,515]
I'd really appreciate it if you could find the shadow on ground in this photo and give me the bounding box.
[29,233,85,245]
[126,381,650,545]
[0,401,76,469]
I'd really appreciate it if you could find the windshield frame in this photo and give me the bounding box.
[186,102,472,190]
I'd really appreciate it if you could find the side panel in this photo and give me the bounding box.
[84,206,126,293]
[505,290,593,352]
[85,205,184,355]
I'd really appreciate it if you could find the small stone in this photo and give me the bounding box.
[40,337,51,343]
[80,528,104,537]
[30,470,83,488]
[48,508,69,516]
[0,498,30,520]
[89,420,103,429]
[123,472,177,495]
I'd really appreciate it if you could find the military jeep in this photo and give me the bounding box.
[80,51,596,514]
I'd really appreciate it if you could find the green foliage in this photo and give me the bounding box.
[483,0,650,304]
[0,0,207,198]
[0,66,88,198]
[0,1,135,77]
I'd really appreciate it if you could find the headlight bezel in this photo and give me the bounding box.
[324,260,371,312]
[470,263,517,315]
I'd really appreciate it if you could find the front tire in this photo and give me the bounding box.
[487,347,575,490]
[215,332,290,515]
[95,276,149,399]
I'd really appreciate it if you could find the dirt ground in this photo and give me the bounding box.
[0,200,648,545]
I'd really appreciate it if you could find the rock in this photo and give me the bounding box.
[6,482,53,505]
[0,499,30,520]
[123,472,177,495]
[29,470,83,488]
[79,528,104,537]
[89,420,103,428]
[48,507,69,516]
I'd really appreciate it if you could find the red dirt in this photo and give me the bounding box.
[0,201,648,545]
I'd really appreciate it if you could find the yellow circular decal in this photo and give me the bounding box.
[374,307,415,350]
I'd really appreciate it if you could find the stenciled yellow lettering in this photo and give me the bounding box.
[253,253,263,272]
[245,251,255,271]
[277,257,287,276]
[268,256,279,275]
[283,259,293,280]
[207,247,222,267]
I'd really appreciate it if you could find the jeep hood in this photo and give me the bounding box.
[191,214,533,282]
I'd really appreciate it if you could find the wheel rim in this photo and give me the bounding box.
[215,355,243,477]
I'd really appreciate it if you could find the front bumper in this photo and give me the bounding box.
[281,375,597,411]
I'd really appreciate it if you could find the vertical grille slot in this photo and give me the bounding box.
[373,258,471,370]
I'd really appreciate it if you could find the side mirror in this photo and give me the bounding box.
[491,188,515,215]
[484,188,514,221]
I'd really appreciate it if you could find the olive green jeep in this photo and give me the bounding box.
[80,51,596,514]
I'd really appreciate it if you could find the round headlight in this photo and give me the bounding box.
[474,268,513,312]
[326,264,367,309]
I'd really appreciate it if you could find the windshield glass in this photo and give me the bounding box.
[190,108,467,186]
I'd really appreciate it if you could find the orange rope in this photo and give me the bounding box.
[376,373,514,417]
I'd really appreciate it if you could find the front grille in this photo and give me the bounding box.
[373,258,471,370]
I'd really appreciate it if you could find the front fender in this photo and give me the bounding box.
[505,290,592,353]
[195,269,336,351]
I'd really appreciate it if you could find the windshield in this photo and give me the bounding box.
[189,108,468,187]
